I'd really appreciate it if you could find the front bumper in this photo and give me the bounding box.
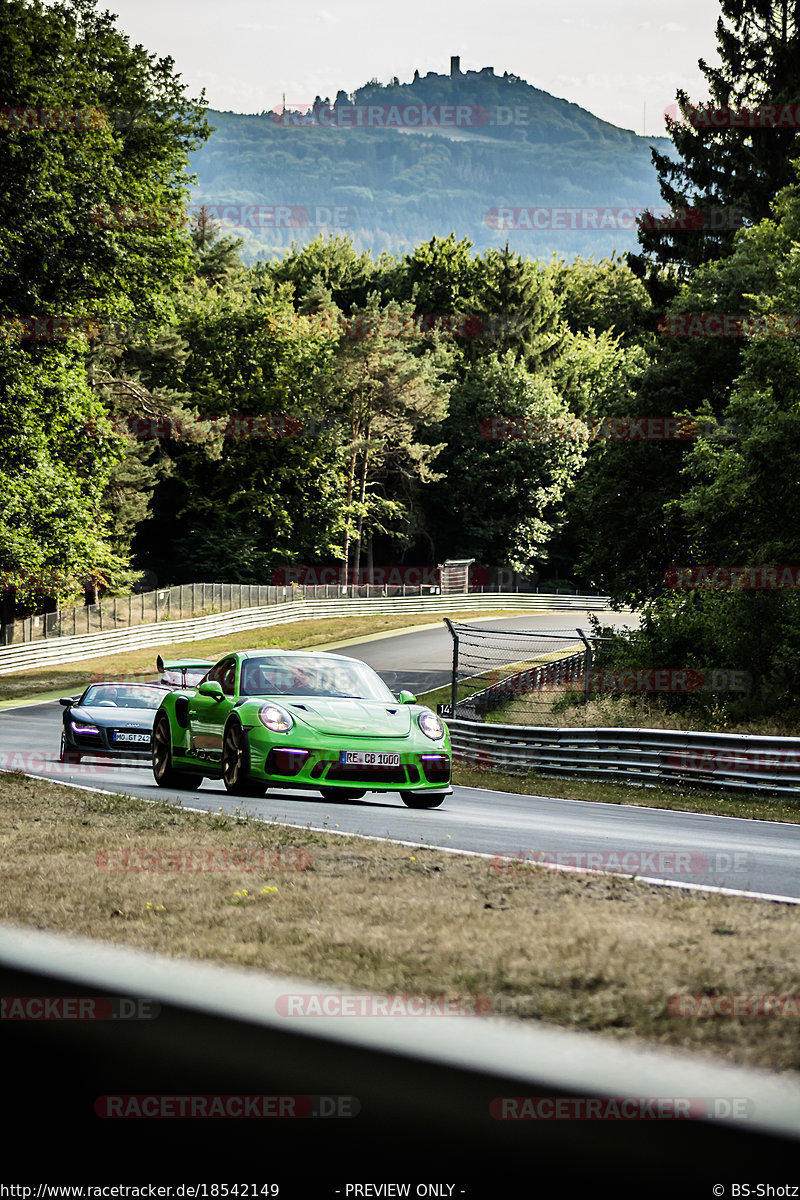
[247,738,451,792]
[66,724,153,758]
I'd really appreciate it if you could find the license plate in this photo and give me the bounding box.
[339,751,400,766]
[113,732,150,744]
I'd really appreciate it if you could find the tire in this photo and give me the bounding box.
[152,712,202,790]
[319,787,366,801]
[399,791,447,809]
[59,732,82,765]
[222,719,266,797]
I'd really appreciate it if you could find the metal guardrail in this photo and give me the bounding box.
[0,592,611,675]
[1,924,798,1179]
[3,579,609,645]
[447,719,800,798]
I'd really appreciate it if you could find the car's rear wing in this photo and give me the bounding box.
[156,654,214,687]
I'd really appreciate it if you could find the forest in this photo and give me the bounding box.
[3,0,800,724]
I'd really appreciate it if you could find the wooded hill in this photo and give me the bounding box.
[191,67,675,260]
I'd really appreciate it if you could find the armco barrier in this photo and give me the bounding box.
[0,592,610,675]
[448,719,800,797]
[1,925,798,1179]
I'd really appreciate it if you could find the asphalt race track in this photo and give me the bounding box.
[2,610,799,901]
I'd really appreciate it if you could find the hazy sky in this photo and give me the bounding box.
[101,0,723,136]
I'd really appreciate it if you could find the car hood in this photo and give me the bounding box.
[71,705,157,728]
[277,697,414,738]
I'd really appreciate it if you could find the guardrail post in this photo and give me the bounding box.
[444,617,459,715]
[577,628,592,704]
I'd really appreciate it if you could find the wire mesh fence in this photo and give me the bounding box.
[4,580,606,646]
[436,622,756,727]
[2,580,457,645]
[3,583,286,645]
[437,621,594,724]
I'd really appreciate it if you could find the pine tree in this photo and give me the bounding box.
[634,0,800,277]
[189,207,244,285]
[474,244,565,370]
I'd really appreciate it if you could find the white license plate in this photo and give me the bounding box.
[339,751,400,766]
[113,732,150,744]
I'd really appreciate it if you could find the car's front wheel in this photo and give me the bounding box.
[59,732,81,765]
[399,791,446,809]
[222,720,266,797]
[153,712,202,790]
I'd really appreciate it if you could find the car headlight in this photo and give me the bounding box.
[70,720,100,735]
[418,710,444,740]
[257,704,294,733]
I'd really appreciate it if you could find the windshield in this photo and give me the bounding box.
[81,685,165,709]
[239,655,395,701]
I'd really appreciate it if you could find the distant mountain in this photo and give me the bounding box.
[189,64,676,261]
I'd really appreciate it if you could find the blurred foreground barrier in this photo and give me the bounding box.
[0,924,798,1181]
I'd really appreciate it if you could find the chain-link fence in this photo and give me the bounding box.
[436,621,757,727]
[3,579,557,646]
[2,582,282,645]
[436,621,597,724]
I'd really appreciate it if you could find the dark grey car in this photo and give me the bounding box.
[59,682,169,763]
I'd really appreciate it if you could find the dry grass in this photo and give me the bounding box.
[0,608,529,702]
[2,771,799,1075]
[484,690,800,737]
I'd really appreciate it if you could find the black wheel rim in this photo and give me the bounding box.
[153,717,170,779]
[223,724,243,786]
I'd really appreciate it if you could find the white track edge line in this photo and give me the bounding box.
[5,768,798,906]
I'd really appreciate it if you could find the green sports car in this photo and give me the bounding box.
[151,648,451,808]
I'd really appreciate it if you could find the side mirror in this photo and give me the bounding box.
[397,690,417,704]
[59,697,74,707]
[197,680,225,702]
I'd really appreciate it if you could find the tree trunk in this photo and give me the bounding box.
[84,573,99,607]
[0,590,15,645]
[352,424,371,590]
[366,535,374,589]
